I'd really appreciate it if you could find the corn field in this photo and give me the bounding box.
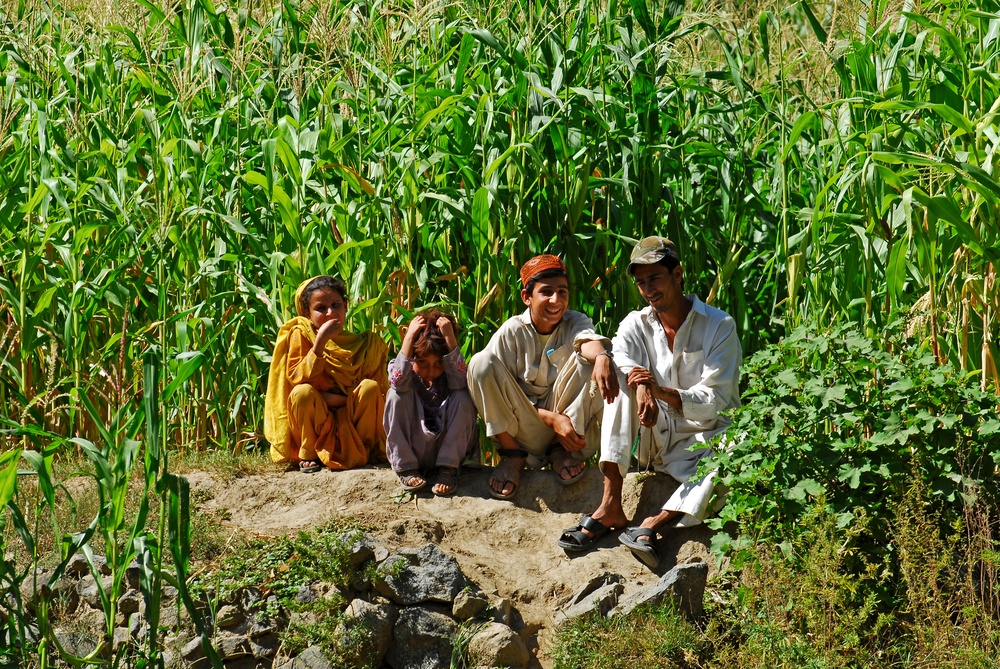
[1,0,1000,665]
[1,0,997,451]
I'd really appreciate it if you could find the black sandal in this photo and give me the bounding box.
[557,515,615,552]
[619,527,660,568]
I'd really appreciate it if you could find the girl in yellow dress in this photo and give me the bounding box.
[264,276,388,472]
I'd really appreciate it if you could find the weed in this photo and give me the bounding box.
[551,603,707,669]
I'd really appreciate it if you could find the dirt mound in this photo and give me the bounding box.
[183,464,718,667]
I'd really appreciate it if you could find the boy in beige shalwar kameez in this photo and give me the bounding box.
[467,255,619,499]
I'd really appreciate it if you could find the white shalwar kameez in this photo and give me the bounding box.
[601,295,742,527]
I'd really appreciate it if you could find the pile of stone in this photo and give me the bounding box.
[12,535,532,669]
[554,562,709,627]
[12,535,709,669]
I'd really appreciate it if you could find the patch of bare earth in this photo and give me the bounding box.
[183,464,718,668]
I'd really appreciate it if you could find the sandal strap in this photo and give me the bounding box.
[496,448,528,459]
[579,515,607,534]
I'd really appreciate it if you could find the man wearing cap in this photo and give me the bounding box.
[467,254,619,499]
[557,237,742,568]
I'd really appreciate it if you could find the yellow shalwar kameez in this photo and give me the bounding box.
[264,280,389,470]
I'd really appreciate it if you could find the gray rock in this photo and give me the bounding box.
[555,573,624,625]
[158,605,180,631]
[129,612,148,639]
[92,555,112,575]
[53,627,99,658]
[216,633,250,659]
[249,632,280,658]
[294,582,346,606]
[374,545,390,563]
[119,592,142,618]
[19,569,55,612]
[66,554,110,577]
[294,584,318,605]
[237,587,264,612]
[612,562,709,620]
[386,607,457,669]
[374,544,467,605]
[274,645,334,669]
[486,596,522,629]
[113,626,131,652]
[162,585,179,603]
[216,604,243,628]
[452,590,489,621]
[289,610,319,628]
[336,599,397,663]
[77,574,114,610]
[182,637,205,663]
[224,658,268,669]
[51,576,81,615]
[65,553,91,578]
[125,561,142,591]
[245,611,280,638]
[347,532,377,568]
[468,622,530,668]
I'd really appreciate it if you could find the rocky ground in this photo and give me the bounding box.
[181,463,719,667]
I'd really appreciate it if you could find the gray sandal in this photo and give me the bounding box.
[433,467,458,496]
[397,470,427,492]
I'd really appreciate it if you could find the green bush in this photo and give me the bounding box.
[708,323,1000,564]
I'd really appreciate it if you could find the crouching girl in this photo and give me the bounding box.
[384,310,478,495]
[265,276,388,472]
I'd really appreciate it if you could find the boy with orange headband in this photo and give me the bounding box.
[264,276,388,472]
[467,255,619,499]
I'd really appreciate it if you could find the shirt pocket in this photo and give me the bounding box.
[677,349,705,389]
[546,343,573,369]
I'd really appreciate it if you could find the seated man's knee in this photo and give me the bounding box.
[467,351,501,386]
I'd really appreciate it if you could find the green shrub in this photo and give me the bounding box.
[708,322,1000,568]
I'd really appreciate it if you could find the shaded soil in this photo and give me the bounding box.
[182,463,718,667]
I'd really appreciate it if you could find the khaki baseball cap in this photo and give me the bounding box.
[627,236,680,274]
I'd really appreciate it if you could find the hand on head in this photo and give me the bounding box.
[401,315,427,357]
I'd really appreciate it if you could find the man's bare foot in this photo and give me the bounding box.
[550,447,585,483]
[488,456,525,498]
[581,504,629,539]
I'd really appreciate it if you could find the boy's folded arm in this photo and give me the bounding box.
[443,348,468,390]
[388,350,415,391]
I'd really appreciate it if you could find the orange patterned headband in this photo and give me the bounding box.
[519,254,567,288]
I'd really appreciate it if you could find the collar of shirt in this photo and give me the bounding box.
[639,294,707,328]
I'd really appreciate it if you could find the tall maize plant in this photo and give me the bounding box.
[1,0,993,452]
[1,0,1000,664]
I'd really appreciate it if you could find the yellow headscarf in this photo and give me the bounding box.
[264,277,388,464]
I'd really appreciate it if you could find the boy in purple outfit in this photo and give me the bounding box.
[384,309,478,495]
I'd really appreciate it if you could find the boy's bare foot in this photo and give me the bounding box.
[488,456,525,499]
